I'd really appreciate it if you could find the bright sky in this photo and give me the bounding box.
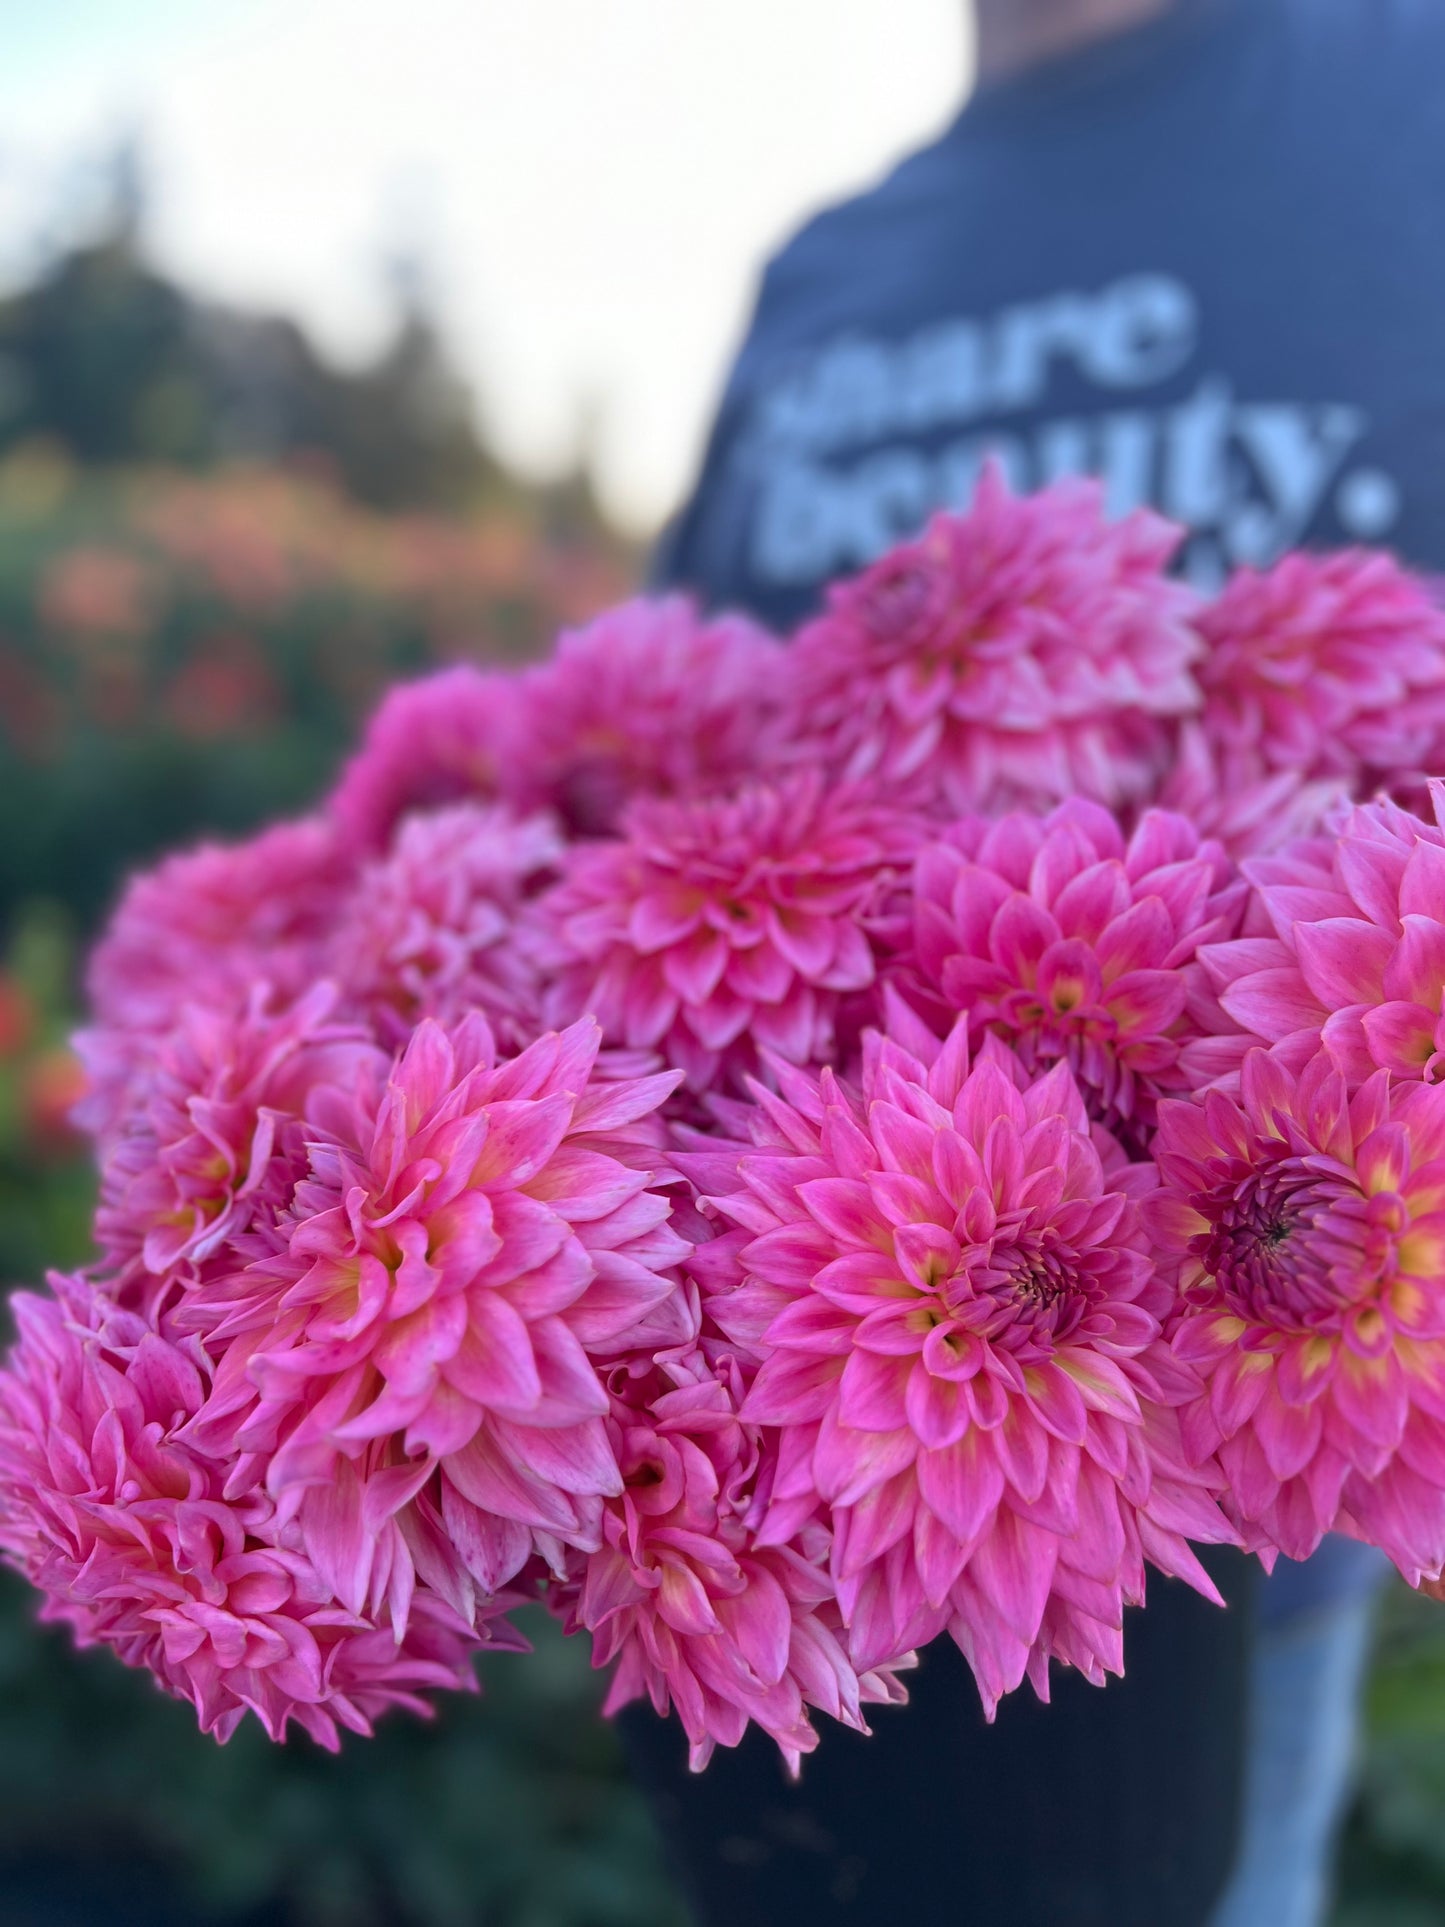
[0,1,972,531]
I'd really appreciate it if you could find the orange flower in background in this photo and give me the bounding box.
[0,977,34,1059]
[164,636,280,741]
[19,1048,88,1155]
[37,546,156,638]
[0,647,66,756]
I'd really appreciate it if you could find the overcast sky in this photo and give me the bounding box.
[0,1,972,530]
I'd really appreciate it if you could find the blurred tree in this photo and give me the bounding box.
[0,142,563,518]
[0,143,208,467]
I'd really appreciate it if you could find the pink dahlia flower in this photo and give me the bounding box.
[329,665,524,854]
[1152,723,1346,862]
[688,1009,1234,1716]
[900,799,1242,1141]
[1198,785,1445,1089]
[515,596,786,834]
[1195,549,1445,791]
[543,771,920,1092]
[86,815,352,1042]
[93,982,381,1292]
[328,802,561,1050]
[574,1354,909,1773]
[179,1015,690,1604]
[784,469,1201,816]
[1155,1048,1445,1580]
[0,1285,517,1747]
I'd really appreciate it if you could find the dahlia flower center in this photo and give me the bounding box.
[943,1222,1089,1353]
[1196,1159,1378,1329]
[1001,988,1112,1044]
[860,560,939,645]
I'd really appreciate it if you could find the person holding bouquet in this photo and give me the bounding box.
[656,0,1445,1920]
[7,8,1445,1927]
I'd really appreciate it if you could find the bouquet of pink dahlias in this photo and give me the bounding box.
[8,470,1445,1773]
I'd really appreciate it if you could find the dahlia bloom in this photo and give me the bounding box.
[688,1009,1234,1715]
[900,799,1241,1140]
[515,596,785,834]
[1194,549,1445,790]
[93,982,381,1291]
[784,469,1201,816]
[1153,723,1345,861]
[0,1285,516,1748]
[543,771,920,1091]
[1155,1048,1445,1580]
[328,665,524,853]
[179,1015,691,1603]
[86,815,352,1042]
[328,802,561,1050]
[1199,785,1445,1088]
[575,1354,909,1772]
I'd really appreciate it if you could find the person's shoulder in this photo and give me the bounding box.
[755,121,970,320]
[1355,0,1445,40]
[1287,0,1445,142]
[1288,0,1445,67]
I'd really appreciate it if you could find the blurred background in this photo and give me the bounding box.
[0,4,1439,1922]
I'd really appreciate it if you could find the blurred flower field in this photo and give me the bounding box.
[0,445,1443,1924]
[0,446,635,931]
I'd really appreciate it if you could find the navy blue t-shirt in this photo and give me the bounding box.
[663,0,1445,627]
[662,0,1411,1621]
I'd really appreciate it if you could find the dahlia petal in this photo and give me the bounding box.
[1293,919,1393,1007]
[1383,915,1445,1005]
[913,1506,970,1606]
[661,931,731,1006]
[764,1295,860,1356]
[657,1560,724,1638]
[1134,1522,1225,1604]
[718,1565,793,1685]
[1219,970,1326,1041]
[917,1433,1004,1544]
[1220,1427,1281,1521]
[442,1433,580,1533]
[440,1483,534,1594]
[903,1367,970,1450]
[299,1465,375,1616]
[798,1179,886,1248]
[993,1406,1050,1503]
[968,1506,1058,1646]
[629,891,705,954]
[1058,1354,1142,1422]
[1275,1336,1337,1408]
[837,1474,919,1577]
[442,1293,544,1416]
[853,1300,937,1356]
[813,1414,919,1508]
[1333,1350,1409,1452]
[748,991,818,1063]
[1209,1350,1273,1436]
[839,1352,912,1433]
[744,1352,843,1426]
[1256,1393,1325,1482]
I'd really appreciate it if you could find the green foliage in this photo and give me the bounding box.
[0,902,93,1287]
[1335,1584,1445,1921]
[0,1572,684,1927]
